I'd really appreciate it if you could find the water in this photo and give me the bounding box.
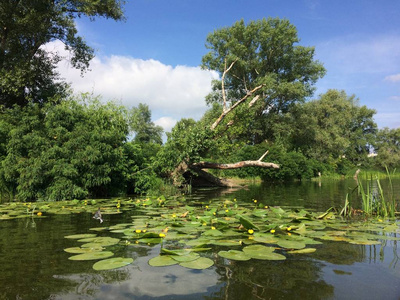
[0,179,399,300]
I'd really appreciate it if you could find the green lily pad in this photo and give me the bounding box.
[68,251,114,261]
[277,240,306,250]
[77,237,120,246]
[242,245,286,260]
[287,248,317,254]
[148,255,179,267]
[179,257,214,269]
[64,246,104,253]
[210,240,242,246]
[171,252,200,262]
[93,257,134,270]
[237,215,259,230]
[137,238,162,244]
[64,233,97,239]
[218,250,251,261]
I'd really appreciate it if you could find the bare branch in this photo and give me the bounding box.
[210,84,265,130]
[190,160,279,169]
[258,150,269,162]
[221,59,237,113]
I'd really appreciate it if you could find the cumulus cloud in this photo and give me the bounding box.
[44,41,218,132]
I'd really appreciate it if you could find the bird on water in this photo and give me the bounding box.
[93,208,103,223]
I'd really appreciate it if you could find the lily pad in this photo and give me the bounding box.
[64,233,97,239]
[179,257,214,269]
[277,240,306,250]
[68,251,114,261]
[218,250,251,261]
[171,252,200,262]
[93,257,134,271]
[64,246,104,254]
[242,245,286,260]
[287,248,317,254]
[148,255,179,267]
[77,237,120,246]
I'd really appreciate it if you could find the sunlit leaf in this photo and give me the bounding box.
[68,251,114,261]
[179,257,214,269]
[93,257,134,270]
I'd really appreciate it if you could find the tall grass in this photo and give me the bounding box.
[357,168,397,218]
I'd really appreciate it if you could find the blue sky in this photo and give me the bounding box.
[54,0,400,132]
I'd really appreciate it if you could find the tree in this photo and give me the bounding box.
[374,128,400,170]
[0,95,135,201]
[130,103,163,145]
[274,89,377,173]
[0,0,125,107]
[157,18,325,186]
[201,18,326,143]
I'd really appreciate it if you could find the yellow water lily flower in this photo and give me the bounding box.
[211,226,216,230]
[135,229,142,233]
[248,229,254,234]
[159,233,166,238]
[270,229,275,234]
[265,206,269,209]
[253,200,257,203]
[37,212,42,216]
[287,232,292,236]
[287,227,292,231]
[225,209,229,213]
[205,205,209,209]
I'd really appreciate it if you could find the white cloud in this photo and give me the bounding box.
[45,41,218,133]
[154,116,177,133]
[385,74,400,82]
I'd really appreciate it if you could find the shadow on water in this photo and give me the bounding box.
[0,179,399,299]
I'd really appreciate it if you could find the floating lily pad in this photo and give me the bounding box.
[287,248,317,254]
[171,252,200,262]
[242,245,286,260]
[64,234,97,239]
[218,250,251,261]
[277,240,306,250]
[179,257,214,269]
[93,257,134,270]
[64,246,104,253]
[77,237,120,246]
[68,251,114,261]
[137,238,162,244]
[148,255,179,267]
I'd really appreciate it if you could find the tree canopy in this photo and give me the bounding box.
[0,0,125,107]
[201,18,326,143]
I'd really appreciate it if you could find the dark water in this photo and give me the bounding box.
[1,179,399,300]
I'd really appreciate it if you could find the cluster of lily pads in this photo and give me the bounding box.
[60,196,400,271]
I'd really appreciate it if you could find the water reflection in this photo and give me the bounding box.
[0,180,400,299]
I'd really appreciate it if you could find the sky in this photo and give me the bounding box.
[52,0,400,133]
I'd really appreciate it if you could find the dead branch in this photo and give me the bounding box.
[210,84,265,130]
[190,160,279,170]
[258,150,269,161]
[221,59,238,113]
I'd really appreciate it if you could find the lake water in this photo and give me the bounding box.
[0,179,399,300]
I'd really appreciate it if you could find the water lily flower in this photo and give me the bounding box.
[270,229,275,234]
[287,227,292,231]
[37,212,42,216]
[159,233,166,238]
[205,205,209,209]
[287,232,292,236]
[248,229,254,234]
[225,209,229,213]
[211,226,216,230]
[253,200,257,203]
[265,206,269,209]
[135,229,142,233]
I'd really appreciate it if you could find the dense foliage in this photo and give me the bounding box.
[0,0,125,107]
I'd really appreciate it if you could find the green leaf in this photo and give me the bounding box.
[287,248,317,254]
[68,251,114,261]
[64,234,97,239]
[93,257,134,271]
[277,240,306,250]
[64,246,104,254]
[148,255,179,267]
[171,252,200,262]
[77,237,120,246]
[218,250,251,261]
[179,257,214,269]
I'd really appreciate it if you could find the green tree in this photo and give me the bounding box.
[130,103,163,145]
[0,0,125,107]
[374,128,400,170]
[201,18,326,143]
[0,95,134,201]
[275,89,377,173]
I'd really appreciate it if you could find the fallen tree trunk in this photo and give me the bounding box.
[190,160,279,170]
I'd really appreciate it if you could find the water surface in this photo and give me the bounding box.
[0,179,399,300]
